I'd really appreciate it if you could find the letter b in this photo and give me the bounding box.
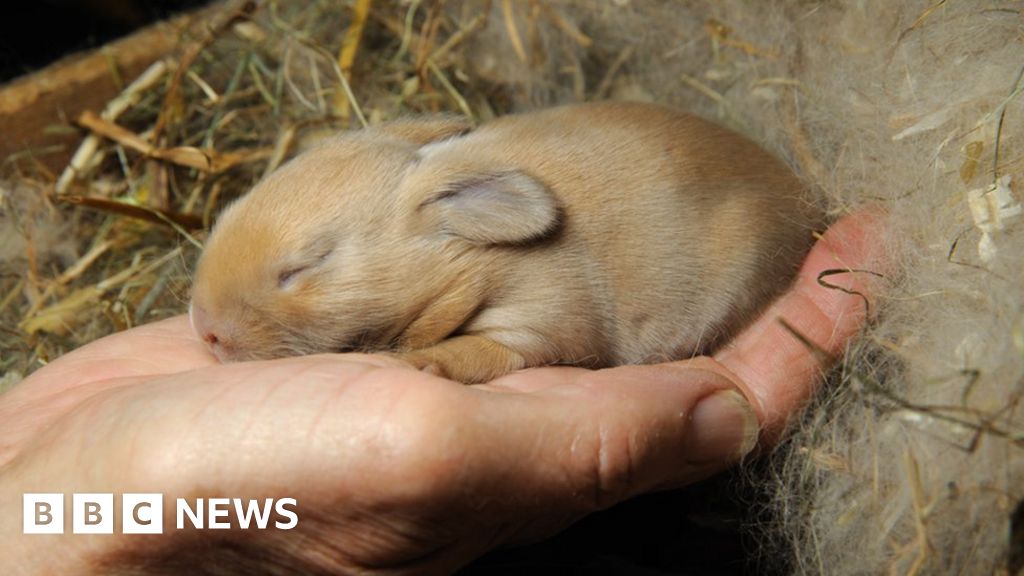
[73,494,113,534]
[23,494,64,534]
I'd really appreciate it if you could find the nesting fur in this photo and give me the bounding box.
[2,0,1021,573]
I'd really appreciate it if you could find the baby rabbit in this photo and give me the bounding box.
[190,102,822,383]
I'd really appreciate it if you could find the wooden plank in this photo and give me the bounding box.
[0,3,224,171]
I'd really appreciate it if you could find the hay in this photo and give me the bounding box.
[1,0,1022,573]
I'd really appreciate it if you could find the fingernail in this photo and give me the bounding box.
[686,390,760,463]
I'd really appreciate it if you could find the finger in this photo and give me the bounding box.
[475,365,593,393]
[714,210,887,440]
[462,363,759,530]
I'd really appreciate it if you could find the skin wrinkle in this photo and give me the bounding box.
[434,409,489,506]
[372,375,442,464]
[0,375,152,467]
[103,391,160,488]
[288,365,370,468]
[182,368,246,430]
[302,370,354,451]
[130,369,302,483]
[346,377,472,506]
[595,421,628,510]
[718,311,825,427]
[521,376,632,512]
[135,394,211,488]
[236,374,290,451]
[24,355,115,393]
[299,361,408,462]
[444,416,565,557]
[448,385,606,565]
[67,398,104,481]
[75,348,169,379]
[531,398,586,510]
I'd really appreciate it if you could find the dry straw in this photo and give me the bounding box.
[1,0,1021,574]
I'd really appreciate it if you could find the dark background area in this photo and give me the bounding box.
[0,0,209,82]
[462,469,777,576]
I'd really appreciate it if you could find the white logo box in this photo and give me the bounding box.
[23,493,164,534]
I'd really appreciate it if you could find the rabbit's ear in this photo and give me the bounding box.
[416,170,560,245]
[371,116,472,146]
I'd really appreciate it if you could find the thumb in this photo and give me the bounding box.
[468,364,759,517]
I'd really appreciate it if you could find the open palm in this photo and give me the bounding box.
[0,212,880,575]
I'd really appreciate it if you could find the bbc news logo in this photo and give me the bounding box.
[24,494,298,534]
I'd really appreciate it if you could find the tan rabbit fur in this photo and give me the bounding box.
[190,102,822,383]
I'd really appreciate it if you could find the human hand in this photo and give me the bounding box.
[0,212,882,575]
